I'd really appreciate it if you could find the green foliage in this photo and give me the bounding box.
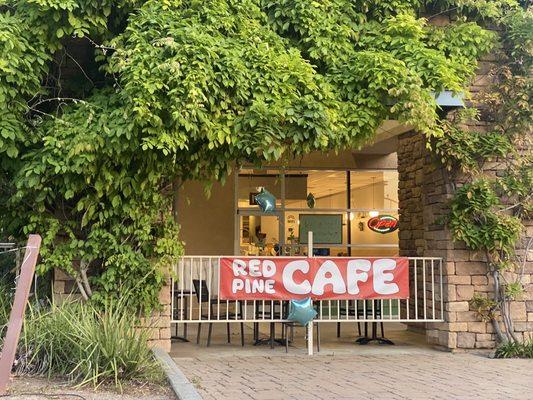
[434,110,514,172]
[0,12,49,158]
[17,300,164,389]
[501,6,533,70]
[0,0,500,311]
[4,90,183,312]
[504,281,524,300]
[449,180,522,255]
[495,340,533,358]
[470,293,497,321]
[438,0,520,19]
[108,0,335,180]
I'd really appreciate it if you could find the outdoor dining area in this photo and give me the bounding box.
[169,253,443,355]
[172,287,395,352]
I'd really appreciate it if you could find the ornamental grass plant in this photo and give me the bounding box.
[0,275,13,339]
[495,340,533,359]
[15,299,164,390]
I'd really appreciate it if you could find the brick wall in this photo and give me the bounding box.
[398,131,533,350]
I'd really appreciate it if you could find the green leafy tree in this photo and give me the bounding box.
[0,0,503,310]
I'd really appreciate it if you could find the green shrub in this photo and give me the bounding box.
[495,341,533,359]
[17,300,164,389]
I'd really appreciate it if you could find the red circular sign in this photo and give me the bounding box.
[367,215,399,234]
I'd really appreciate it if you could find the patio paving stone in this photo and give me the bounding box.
[170,324,533,399]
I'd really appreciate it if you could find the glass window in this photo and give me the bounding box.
[285,170,347,209]
[350,170,398,212]
[236,167,399,256]
[239,214,280,256]
[283,211,349,256]
[237,169,282,209]
[349,212,399,257]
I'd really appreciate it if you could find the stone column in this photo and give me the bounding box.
[398,131,533,350]
[140,281,172,352]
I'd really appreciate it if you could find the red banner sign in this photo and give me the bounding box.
[220,257,409,300]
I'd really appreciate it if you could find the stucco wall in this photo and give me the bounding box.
[177,176,235,255]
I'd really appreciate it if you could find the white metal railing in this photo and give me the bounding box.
[170,257,444,324]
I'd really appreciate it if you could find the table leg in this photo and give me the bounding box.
[356,322,394,345]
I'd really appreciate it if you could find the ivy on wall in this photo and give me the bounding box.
[0,0,519,311]
[432,4,532,344]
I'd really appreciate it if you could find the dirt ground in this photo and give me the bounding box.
[3,376,176,400]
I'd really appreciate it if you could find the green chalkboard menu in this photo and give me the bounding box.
[299,214,343,244]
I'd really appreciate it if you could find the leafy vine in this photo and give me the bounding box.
[433,3,532,344]
[0,0,525,312]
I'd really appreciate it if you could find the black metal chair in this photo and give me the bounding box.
[337,300,362,338]
[171,285,195,342]
[282,302,321,353]
[192,279,244,347]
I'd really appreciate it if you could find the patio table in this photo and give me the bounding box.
[355,300,394,345]
[253,302,286,348]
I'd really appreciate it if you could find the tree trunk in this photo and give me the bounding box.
[75,276,89,301]
[491,269,508,343]
[79,260,92,298]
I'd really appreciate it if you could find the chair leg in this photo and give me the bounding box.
[227,323,231,343]
[364,322,368,338]
[291,325,295,342]
[358,322,361,337]
[207,323,213,347]
[336,322,341,338]
[196,323,202,344]
[316,323,320,352]
[380,322,384,338]
[285,325,289,353]
[240,323,244,346]
[270,322,274,349]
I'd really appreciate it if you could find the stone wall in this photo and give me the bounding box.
[398,131,533,350]
[140,281,172,352]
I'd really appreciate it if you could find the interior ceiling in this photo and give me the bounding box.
[353,120,413,155]
[304,171,387,199]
